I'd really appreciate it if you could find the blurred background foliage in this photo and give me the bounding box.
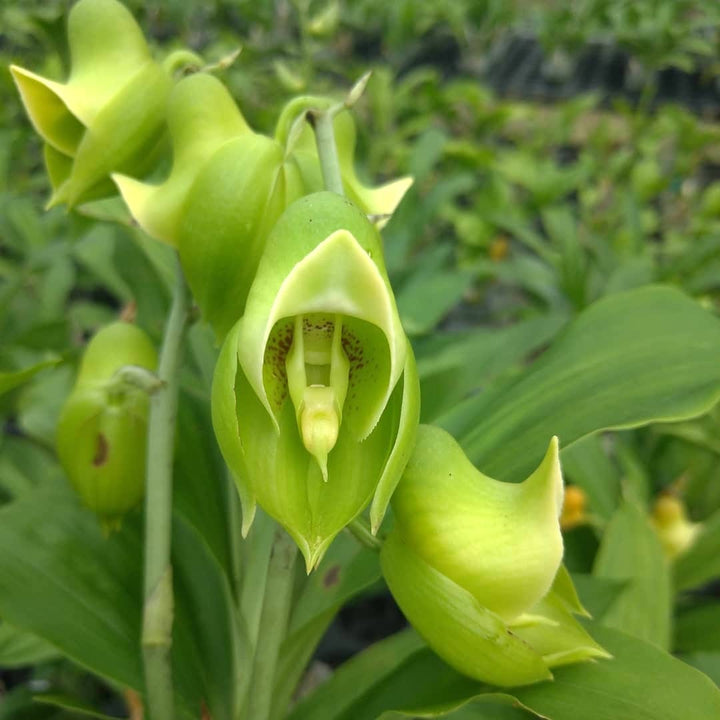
[4,0,720,716]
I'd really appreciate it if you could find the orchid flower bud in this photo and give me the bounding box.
[114,73,306,340]
[56,322,157,530]
[10,0,173,207]
[381,425,609,687]
[212,192,419,571]
[275,97,413,227]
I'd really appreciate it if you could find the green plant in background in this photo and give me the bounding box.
[3,1,720,719]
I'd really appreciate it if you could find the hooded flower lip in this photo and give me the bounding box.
[212,192,419,571]
[238,226,406,443]
[10,0,172,207]
[381,424,609,686]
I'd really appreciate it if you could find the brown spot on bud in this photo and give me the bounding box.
[93,433,109,466]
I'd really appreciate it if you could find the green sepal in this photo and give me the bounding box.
[391,424,563,620]
[380,530,552,687]
[237,192,406,439]
[370,339,420,533]
[178,135,306,340]
[510,587,611,669]
[50,61,171,207]
[43,144,117,205]
[210,319,257,536]
[275,97,412,224]
[113,73,251,245]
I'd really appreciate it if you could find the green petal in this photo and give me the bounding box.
[114,73,251,245]
[392,425,563,620]
[238,192,405,439]
[381,530,552,687]
[211,319,257,536]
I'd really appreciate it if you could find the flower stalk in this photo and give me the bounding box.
[142,256,191,720]
[308,107,345,196]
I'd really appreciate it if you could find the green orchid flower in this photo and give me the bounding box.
[56,322,157,530]
[275,96,413,227]
[212,192,419,571]
[114,72,307,341]
[381,425,610,687]
[10,0,173,207]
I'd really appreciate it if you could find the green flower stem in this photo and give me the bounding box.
[142,256,191,720]
[348,517,383,551]
[309,108,345,196]
[246,527,298,720]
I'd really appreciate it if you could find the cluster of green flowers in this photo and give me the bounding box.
[13,0,607,686]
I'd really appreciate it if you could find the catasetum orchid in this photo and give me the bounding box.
[212,191,419,571]
[381,424,610,687]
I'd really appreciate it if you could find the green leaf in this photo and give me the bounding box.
[396,269,475,336]
[0,356,60,397]
[0,622,60,667]
[381,703,540,720]
[0,436,63,501]
[288,532,382,635]
[0,485,143,689]
[560,434,620,521]
[174,391,233,577]
[677,652,720,687]
[273,532,383,718]
[593,501,671,649]
[34,695,120,720]
[513,623,720,720]
[16,364,74,446]
[674,507,720,591]
[286,630,440,720]
[570,574,627,622]
[171,515,238,720]
[675,603,720,653]
[415,313,565,423]
[440,286,720,482]
[292,618,720,720]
